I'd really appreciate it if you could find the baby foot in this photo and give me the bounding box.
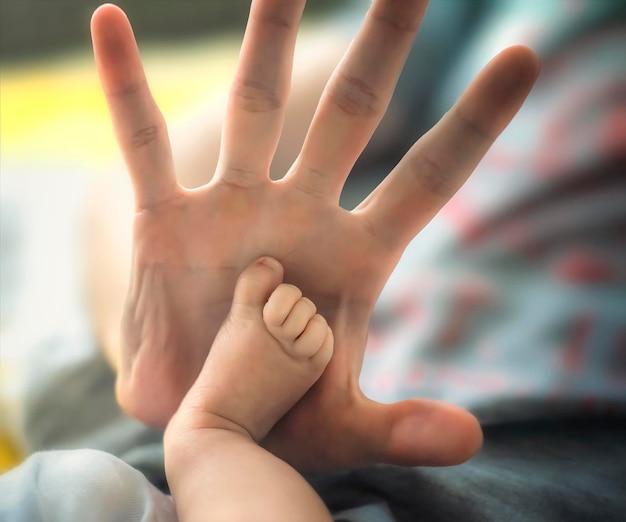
[176,256,334,442]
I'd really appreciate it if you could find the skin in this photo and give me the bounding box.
[165,258,334,522]
[89,0,540,472]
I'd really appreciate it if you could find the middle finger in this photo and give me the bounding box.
[216,0,306,186]
[289,0,428,199]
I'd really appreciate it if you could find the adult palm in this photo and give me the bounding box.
[91,0,539,471]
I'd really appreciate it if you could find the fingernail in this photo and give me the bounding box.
[257,256,281,270]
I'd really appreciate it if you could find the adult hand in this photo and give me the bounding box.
[91,0,539,471]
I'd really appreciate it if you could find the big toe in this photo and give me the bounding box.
[231,257,284,319]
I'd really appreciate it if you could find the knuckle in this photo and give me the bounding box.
[360,212,396,249]
[264,306,283,325]
[412,152,456,198]
[283,284,303,299]
[301,297,317,314]
[290,169,330,199]
[218,165,263,188]
[130,124,161,149]
[326,72,381,118]
[253,5,297,30]
[451,105,496,142]
[312,314,327,329]
[107,81,144,99]
[230,78,281,113]
[370,10,420,34]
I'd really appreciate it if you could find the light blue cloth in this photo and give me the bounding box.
[0,450,176,522]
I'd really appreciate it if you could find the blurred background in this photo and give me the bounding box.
[0,0,338,60]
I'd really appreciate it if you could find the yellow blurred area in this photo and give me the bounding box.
[0,36,241,474]
[0,432,22,472]
[0,36,240,168]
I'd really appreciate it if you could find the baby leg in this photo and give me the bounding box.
[165,257,333,522]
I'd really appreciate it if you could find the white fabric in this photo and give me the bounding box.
[0,450,177,522]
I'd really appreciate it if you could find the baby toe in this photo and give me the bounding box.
[231,257,284,320]
[263,284,302,327]
[277,297,317,342]
[291,314,333,363]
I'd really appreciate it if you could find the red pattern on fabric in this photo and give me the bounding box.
[373,370,397,394]
[432,366,510,392]
[500,220,543,259]
[483,147,518,173]
[553,249,615,284]
[600,106,626,157]
[365,330,384,353]
[436,279,495,349]
[561,313,593,374]
[406,368,424,387]
[441,196,482,244]
[394,292,422,322]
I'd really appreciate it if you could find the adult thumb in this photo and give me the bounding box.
[369,397,483,467]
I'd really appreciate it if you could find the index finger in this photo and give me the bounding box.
[91,4,179,210]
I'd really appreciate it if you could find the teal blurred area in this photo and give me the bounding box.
[0,0,339,62]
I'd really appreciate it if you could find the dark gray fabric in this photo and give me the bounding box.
[311,419,626,522]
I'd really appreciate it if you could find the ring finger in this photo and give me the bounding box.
[289,0,428,199]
